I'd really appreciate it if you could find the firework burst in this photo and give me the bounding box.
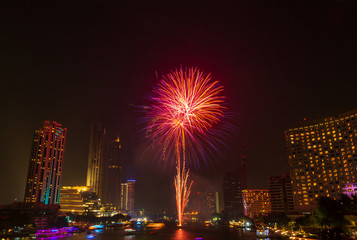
[146,67,227,226]
[146,67,226,167]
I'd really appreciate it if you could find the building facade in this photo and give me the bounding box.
[59,186,101,216]
[223,146,247,219]
[188,191,217,220]
[223,171,244,219]
[59,186,88,214]
[286,109,357,212]
[121,180,135,214]
[24,121,67,204]
[268,173,294,213]
[86,122,106,199]
[242,189,271,218]
[102,135,122,210]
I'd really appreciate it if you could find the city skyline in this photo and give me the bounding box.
[1,2,357,214]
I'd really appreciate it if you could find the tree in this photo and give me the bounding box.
[263,212,291,227]
[315,196,347,230]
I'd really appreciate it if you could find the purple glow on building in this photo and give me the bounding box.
[343,183,357,197]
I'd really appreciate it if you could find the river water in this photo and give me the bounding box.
[61,225,261,240]
[6,225,265,240]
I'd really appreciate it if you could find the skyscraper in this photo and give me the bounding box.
[223,145,247,219]
[286,109,357,212]
[268,173,294,214]
[127,180,136,213]
[223,171,244,219]
[121,180,136,214]
[86,122,106,199]
[24,121,67,204]
[102,135,122,210]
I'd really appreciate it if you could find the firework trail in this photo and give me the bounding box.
[146,67,226,226]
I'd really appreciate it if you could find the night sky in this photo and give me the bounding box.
[1,1,357,213]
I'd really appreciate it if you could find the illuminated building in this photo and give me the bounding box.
[242,189,271,218]
[59,186,88,214]
[24,121,67,204]
[102,135,122,210]
[121,180,135,214]
[215,192,220,213]
[286,109,357,212]
[86,122,106,199]
[59,186,101,216]
[189,191,217,220]
[223,145,247,219]
[127,180,135,213]
[343,183,357,197]
[268,174,294,213]
[81,190,101,216]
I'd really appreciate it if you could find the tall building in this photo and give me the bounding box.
[223,171,244,219]
[121,180,135,214]
[86,122,106,199]
[223,145,247,219]
[102,135,122,210]
[242,189,271,218]
[286,109,357,212]
[24,121,67,204]
[268,173,294,214]
[127,180,136,213]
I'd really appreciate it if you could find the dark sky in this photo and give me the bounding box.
[1,1,357,213]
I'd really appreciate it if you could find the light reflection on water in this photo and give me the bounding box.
[7,226,260,240]
[123,235,135,240]
[172,228,194,240]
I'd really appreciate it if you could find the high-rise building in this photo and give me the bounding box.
[223,171,244,219]
[24,121,67,204]
[102,135,122,210]
[127,180,136,213]
[120,180,135,214]
[268,173,294,214]
[120,183,128,211]
[223,145,247,219]
[242,189,271,218]
[286,109,357,212]
[86,122,106,199]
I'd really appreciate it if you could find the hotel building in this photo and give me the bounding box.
[242,189,271,218]
[268,174,294,214]
[286,109,357,212]
[24,121,66,204]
